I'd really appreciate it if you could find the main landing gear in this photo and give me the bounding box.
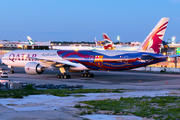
[81,71,94,77]
[57,73,71,79]
[57,67,71,79]
[57,67,94,79]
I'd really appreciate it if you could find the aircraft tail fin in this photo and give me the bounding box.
[27,36,36,45]
[102,33,114,50]
[137,17,169,54]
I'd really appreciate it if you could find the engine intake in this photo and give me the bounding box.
[25,62,45,75]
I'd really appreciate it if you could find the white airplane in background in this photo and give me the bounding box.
[2,18,173,79]
[27,36,36,45]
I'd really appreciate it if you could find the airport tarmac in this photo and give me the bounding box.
[1,64,180,120]
[1,64,180,90]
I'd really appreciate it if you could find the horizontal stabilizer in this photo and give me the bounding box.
[169,55,180,58]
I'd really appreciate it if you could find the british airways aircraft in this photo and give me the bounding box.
[102,33,138,51]
[102,33,115,50]
[1,18,170,79]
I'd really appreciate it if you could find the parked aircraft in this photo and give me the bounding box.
[102,33,115,50]
[27,36,36,45]
[102,33,139,51]
[2,17,171,79]
[52,34,137,51]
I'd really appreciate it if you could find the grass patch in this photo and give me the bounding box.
[0,88,125,99]
[79,96,180,119]
[73,95,86,97]
[87,110,92,114]
[74,104,82,108]
[80,111,86,115]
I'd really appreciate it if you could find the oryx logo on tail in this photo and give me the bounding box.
[138,18,169,54]
[27,36,36,45]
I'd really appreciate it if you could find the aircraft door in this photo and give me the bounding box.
[89,55,94,63]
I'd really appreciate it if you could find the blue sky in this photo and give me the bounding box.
[0,0,180,43]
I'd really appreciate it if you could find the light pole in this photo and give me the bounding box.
[172,36,176,44]
[117,36,120,45]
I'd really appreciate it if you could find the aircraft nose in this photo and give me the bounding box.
[1,52,10,64]
[1,54,5,64]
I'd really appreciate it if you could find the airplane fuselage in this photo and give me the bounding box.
[2,50,167,71]
[57,50,167,71]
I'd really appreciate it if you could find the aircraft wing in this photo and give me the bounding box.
[29,57,77,68]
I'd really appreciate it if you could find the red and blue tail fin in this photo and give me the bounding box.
[137,17,169,54]
[102,33,114,50]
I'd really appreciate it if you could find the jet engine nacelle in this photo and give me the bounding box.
[24,62,45,75]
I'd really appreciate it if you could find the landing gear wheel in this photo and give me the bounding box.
[87,73,91,77]
[61,75,64,79]
[84,73,88,77]
[81,73,84,77]
[81,72,94,77]
[57,74,61,78]
[64,75,67,79]
[58,74,71,79]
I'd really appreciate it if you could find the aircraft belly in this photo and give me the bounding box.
[7,61,27,67]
